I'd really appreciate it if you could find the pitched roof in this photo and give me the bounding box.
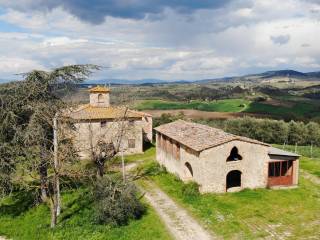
[89,86,110,93]
[66,104,149,120]
[268,147,300,157]
[154,120,269,152]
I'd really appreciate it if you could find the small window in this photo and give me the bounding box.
[101,121,107,128]
[227,147,242,162]
[269,161,293,177]
[128,139,135,148]
[129,120,134,127]
[98,93,104,103]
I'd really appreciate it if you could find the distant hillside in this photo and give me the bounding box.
[255,70,307,78]
[2,69,319,85]
[199,70,320,84]
[85,78,190,85]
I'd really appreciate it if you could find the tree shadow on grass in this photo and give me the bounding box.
[59,190,93,223]
[0,190,36,216]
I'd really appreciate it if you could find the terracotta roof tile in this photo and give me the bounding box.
[89,86,110,93]
[154,120,269,152]
[66,104,147,120]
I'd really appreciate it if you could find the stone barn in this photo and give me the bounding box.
[155,120,299,193]
[65,86,152,159]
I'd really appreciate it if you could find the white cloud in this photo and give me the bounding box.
[0,57,45,74]
[0,0,319,80]
[42,37,88,47]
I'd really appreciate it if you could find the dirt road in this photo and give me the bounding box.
[141,180,217,240]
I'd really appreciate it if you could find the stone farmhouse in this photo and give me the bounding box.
[155,120,300,193]
[66,86,152,159]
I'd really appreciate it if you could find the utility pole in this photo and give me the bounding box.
[121,150,125,183]
[53,115,61,216]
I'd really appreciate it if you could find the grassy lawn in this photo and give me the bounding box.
[135,99,250,112]
[273,144,320,177]
[114,146,156,164]
[299,156,320,177]
[133,147,320,239]
[150,172,320,239]
[0,187,172,240]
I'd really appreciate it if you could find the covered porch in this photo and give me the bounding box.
[267,147,300,187]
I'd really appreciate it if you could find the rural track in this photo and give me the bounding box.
[300,169,320,185]
[141,180,218,240]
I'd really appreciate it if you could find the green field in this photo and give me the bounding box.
[135,99,250,112]
[273,144,320,159]
[245,101,319,118]
[0,187,172,240]
[134,98,320,119]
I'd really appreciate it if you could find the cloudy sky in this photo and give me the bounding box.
[0,0,319,81]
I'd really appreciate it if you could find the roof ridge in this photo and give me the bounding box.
[155,120,269,152]
[179,120,232,135]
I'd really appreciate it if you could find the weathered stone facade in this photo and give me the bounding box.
[65,86,152,159]
[155,120,299,193]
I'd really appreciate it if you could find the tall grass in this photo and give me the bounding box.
[0,188,172,240]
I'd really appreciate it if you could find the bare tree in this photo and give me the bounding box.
[82,107,137,178]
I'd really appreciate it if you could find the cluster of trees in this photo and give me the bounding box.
[154,113,320,146]
[201,117,320,146]
[0,65,144,229]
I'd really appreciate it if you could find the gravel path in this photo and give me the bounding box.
[300,170,320,185]
[141,181,217,240]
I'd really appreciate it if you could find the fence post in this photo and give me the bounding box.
[310,143,313,159]
[295,143,297,153]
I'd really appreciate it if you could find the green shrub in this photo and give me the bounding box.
[141,161,167,176]
[181,181,200,197]
[93,175,146,226]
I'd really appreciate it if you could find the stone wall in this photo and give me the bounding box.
[198,141,269,193]
[142,116,153,142]
[90,92,110,107]
[73,119,143,159]
[156,132,271,193]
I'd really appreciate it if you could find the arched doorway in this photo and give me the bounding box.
[184,162,193,179]
[226,170,242,190]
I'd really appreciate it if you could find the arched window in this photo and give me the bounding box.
[226,170,242,190]
[227,147,242,161]
[98,93,104,103]
[184,162,193,178]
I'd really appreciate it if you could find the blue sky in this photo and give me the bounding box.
[0,0,319,81]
